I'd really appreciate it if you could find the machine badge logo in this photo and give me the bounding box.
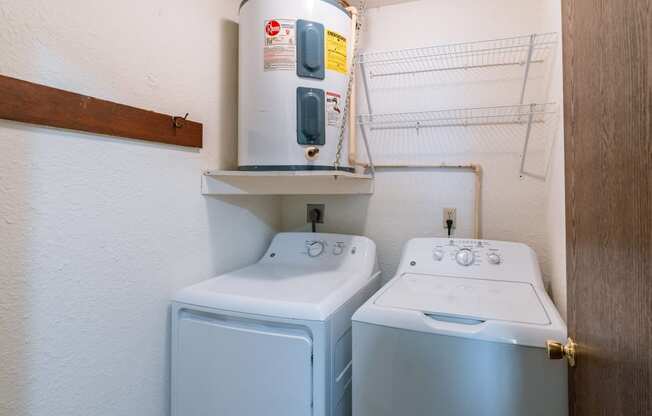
[265,20,281,37]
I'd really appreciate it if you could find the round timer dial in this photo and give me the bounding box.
[455,249,475,266]
[307,241,325,257]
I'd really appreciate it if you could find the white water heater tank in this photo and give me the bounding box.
[238,0,353,172]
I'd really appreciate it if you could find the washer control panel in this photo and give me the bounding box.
[397,238,543,285]
[430,239,503,267]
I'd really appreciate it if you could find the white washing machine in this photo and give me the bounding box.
[171,233,380,416]
[353,238,568,416]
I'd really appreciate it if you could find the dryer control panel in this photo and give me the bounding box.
[261,232,378,274]
[396,238,544,287]
[305,239,349,258]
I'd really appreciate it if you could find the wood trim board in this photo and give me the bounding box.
[0,74,203,148]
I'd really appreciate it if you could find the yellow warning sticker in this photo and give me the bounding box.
[326,30,348,74]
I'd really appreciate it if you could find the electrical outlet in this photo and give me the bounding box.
[443,208,457,230]
[307,204,325,224]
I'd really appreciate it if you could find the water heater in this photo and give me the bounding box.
[238,0,353,172]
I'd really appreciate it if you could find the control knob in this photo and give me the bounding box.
[455,249,475,266]
[433,249,445,261]
[307,241,325,258]
[488,253,502,265]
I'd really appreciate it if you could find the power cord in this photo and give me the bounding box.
[309,209,322,233]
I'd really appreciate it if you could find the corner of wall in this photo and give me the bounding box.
[542,0,567,320]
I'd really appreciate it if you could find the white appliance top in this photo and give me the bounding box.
[174,233,378,321]
[353,238,567,348]
[376,274,550,325]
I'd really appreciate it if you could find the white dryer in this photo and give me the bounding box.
[171,233,380,416]
[353,238,568,416]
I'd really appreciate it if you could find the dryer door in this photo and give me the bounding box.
[173,309,313,416]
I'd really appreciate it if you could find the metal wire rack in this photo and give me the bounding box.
[358,33,558,110]
[355,33,560,179]
[358,103,555,130]
[359,33,558,79]
[357,103,558,179]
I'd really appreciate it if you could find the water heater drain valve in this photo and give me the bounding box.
[305,146,320,161]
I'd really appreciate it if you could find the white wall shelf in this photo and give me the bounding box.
[359,33,557,84]
[356,33,559,179]
[357,103,557,179]
[202,170,374,196]
[358,103,556,131]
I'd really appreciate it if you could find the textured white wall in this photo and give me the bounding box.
[282,168,476,279]
[281,0,566,311]
[542,0,567,319]
[0,1,280,415]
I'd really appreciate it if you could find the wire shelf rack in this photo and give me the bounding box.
[358,103,556,130]
[355,33,560,179]
[357,103,558,179]
[358,33,558,79]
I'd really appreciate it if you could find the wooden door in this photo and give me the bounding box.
[563,0,651,415]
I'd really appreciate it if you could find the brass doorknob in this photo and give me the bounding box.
[546,338,577,367]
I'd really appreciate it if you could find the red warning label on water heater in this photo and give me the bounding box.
[264,19,296,72]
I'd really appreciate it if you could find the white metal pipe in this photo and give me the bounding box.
[345,5,372,172]
[346,6,359,169]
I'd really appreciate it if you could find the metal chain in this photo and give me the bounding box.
[334,0,367,171]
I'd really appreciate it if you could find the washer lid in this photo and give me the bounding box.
[375,273,550,325]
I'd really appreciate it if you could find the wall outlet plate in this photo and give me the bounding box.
[307,204,325,224]
[443,208,457,229]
